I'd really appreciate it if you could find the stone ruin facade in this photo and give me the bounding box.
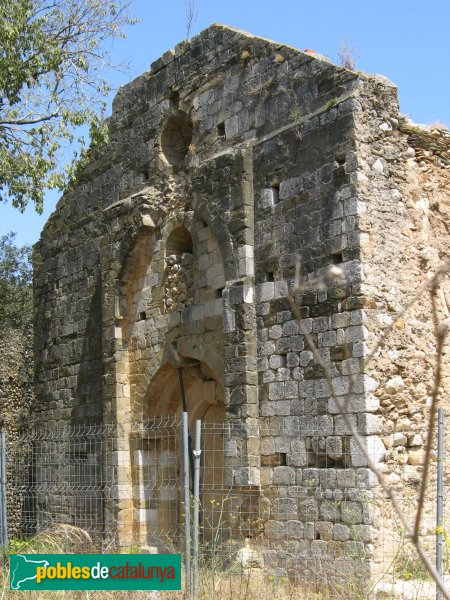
[33,25,450,583]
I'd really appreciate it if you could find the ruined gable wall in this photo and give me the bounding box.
[34,25,361,428]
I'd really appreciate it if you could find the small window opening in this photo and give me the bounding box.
[264,271,275,282]
[315,531,321,540]
[217,122,225,137]
[333,166,346,186]
[215,288,224,299]
[169,90,180,106]
[161,111,193,167]
[330,251,343,265]
[139,311,146,321]
[271,182,280,205]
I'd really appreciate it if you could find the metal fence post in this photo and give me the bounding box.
[436,408,445,600]
[193,419,202,599]
[0,431,8,548]
[182,412,191,600]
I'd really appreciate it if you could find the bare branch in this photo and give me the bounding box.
[185,0,196,40]
[0,113,59,126]
[338,39,358,70]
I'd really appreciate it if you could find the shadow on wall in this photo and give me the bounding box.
[73,276,103,425]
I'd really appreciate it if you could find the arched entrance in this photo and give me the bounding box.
[130,353,225,550]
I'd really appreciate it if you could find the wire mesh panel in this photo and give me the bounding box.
[195,423,373,596]
[6,425,115,539]
[192,421,449,598]
[2,417,449,598]
[127,415,184,551]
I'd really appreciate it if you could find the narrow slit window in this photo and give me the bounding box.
[271,183,280,205]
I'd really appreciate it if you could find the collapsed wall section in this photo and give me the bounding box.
[352,76,450,575]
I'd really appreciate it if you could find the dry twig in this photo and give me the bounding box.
[414,275,449,540]
[185,0,196,40]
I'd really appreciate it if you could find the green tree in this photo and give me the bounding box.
[0,232,32,332]
[0,0,135,213]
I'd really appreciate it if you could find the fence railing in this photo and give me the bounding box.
[0,414,448,599]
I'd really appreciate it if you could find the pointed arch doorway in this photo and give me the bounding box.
[131,352,225,550]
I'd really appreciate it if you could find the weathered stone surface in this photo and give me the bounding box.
[350,436,386,466]
[33,22,449,583]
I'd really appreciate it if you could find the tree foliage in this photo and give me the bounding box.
[0,0,135,213]
[0,232,32,332]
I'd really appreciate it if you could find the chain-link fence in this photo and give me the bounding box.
[1,415,449,599]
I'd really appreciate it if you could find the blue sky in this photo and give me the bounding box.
[2,0,450,247]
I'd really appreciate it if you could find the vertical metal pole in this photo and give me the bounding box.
[178,368,195,488]
[436,408,445,600]
[0,432,8,548]
[193,419,202,599]
[182,412,191,600]
[178,369,188,413]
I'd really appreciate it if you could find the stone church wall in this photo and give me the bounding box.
[33,24,450,582]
